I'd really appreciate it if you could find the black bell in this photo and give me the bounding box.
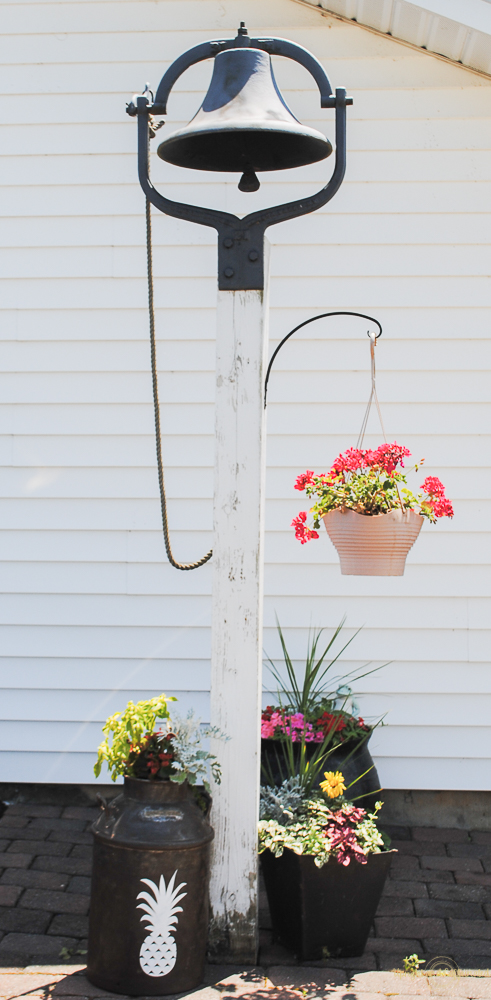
[157,45,332,191]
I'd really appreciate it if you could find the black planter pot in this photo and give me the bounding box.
[87,777,214,997]
[261,736,381,812]
[261,846,393,959]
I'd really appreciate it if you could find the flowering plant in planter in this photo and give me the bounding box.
[94,695,227,790]
[89,696,222,994]
[258,772,385,868]
[292,442,453,544]
[264,618,379,731]
[261,705,370,745]
[262,619,384,802]
[259,772,394,960]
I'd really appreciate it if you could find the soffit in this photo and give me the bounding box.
[297,0,491,77]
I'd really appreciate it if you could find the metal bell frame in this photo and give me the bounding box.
[127,25,353,291]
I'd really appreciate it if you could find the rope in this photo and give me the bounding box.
[355,331,404,509]
[145,198,213,570]
[356,332,387,449]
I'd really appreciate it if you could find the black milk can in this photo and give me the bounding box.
[87,777,214,996]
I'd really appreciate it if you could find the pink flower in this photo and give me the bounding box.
[291,512,319,544]
[332,448,364,473]
[329,442,411,477]
[421,476,453,518]
[373,442,411,474]
[427,497,454,518]
[422,476,445,497]
[294,471,315,491]
[261,711,324,742]
[260,718,276,739]
[292,512,307,543]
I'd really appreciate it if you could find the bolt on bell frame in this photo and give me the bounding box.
[127,22,352,292]
[126,22,353,961]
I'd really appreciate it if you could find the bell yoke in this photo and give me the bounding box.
[127,22,353,290]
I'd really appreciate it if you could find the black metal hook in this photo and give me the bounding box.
[264,310,382,408]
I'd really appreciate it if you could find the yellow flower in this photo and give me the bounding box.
[320,771,346,799]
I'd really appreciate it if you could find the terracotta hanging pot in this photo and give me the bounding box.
[322,506,423,576]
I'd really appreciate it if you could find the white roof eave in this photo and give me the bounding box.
[296,0,491,77]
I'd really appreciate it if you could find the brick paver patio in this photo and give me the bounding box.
[0,796,489,999]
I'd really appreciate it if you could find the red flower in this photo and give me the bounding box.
[316,711,347,735]
[421,476,453,518]
[332,448,365,473]
[291,512,319,544]
[373,442,411,474]
[427,497,454,518]
[294,471,315,491]
[329,442,411,477]
[422,476,445,497]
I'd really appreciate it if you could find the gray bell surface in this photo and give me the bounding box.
[157,47,332,181]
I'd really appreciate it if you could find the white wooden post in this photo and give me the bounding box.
[208,247,270,962]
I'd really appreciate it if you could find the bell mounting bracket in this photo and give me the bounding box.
[127,27,353,291]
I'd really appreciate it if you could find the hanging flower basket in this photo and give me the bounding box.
[292,443,453,577]
[323,506,423,576]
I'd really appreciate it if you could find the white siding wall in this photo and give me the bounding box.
[1,0,490,788]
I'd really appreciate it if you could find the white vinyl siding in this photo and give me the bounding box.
[0,0,490,787]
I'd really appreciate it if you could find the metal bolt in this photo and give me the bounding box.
[248,249,259,262]
[224,267,235,278]
[223,238,234,248]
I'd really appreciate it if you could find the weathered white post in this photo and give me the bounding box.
[209,262,269,961]
[131,18,350,966]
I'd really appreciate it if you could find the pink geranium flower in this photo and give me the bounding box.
[291,512,319,544]
[421,476,454,519]
[294,471,315,491]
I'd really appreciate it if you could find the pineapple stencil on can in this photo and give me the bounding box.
[137,871,187,977]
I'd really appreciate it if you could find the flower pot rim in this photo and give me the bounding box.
[264,844,397,861]
[323,506,424,521]
[123,774,191,803]
[125,774,170,782]
[260,731,373,744]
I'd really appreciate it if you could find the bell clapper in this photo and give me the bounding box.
[239,170,260,192]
